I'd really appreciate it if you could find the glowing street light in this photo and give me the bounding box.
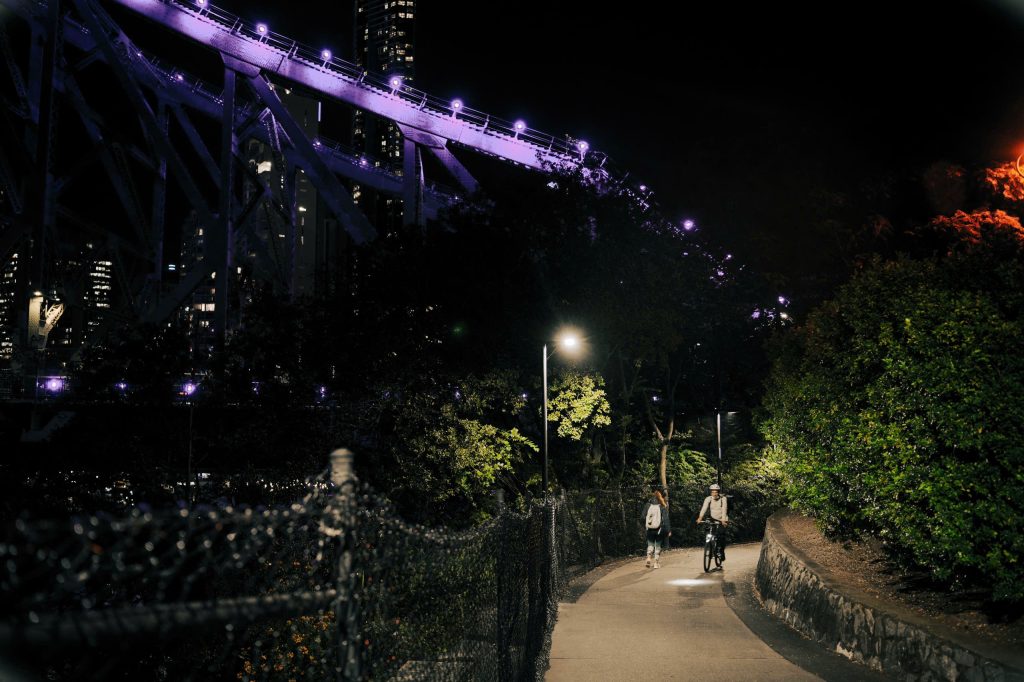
[542,329,584,494]
[256,23,268,36]
[321,49,332,62]
[513,120,526,139]
[450,99,463,117]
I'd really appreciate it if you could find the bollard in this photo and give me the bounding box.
[329,448,355,486]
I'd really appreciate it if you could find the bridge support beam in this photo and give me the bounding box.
[402,137,423,227]
[237,60,376,246]
[215,65,237,351]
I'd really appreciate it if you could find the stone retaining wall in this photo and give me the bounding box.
[755,510,1024,682]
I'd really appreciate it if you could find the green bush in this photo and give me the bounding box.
[761,253,1024,602]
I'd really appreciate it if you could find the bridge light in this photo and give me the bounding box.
[321,49,332,61]
[577,140,589,159]
[389,76,402,92]
[359,157,369,167]
[174,73,184,82]
[513,120,526,139]
[682,219,695,231]
[256,23,268,36]
[450,99,463,117]
[196,0,206,6]
[639,184,647,192]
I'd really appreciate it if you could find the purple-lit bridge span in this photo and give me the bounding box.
[0,0,632,357]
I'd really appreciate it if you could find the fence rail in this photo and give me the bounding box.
[1,451,776,680]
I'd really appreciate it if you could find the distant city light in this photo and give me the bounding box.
[44,378,64,393]
[174,73,184,82]
[312,138,322,148]
[167,263,177,272]
[256,23,268,35]
[716,269,725,277]
[359,157,369,167]
[639,184,647,192]
[778,295,789,305]
[521,392,528,399]
[183,382,197,396]
[682,219,695,231]
[577,140,589,154]
[751,310,762,320]
[725,254,733,260]
[115,382,128,391]
[780,312,790,320]
[321,49,332,60]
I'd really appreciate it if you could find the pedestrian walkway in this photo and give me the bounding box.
[547,542,889,681]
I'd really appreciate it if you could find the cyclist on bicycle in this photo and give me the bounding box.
[696,483,729,561]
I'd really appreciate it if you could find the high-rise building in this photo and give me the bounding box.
[179,210,218,362]
[352,0,416,231]
[81,242,112,338]
[242,87,341,300]
[0,251,18,360]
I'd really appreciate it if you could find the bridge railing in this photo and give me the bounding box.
[144,0,592,164]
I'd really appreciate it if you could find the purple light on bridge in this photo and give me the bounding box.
[778,295,788,305]
[312,138,322,148]
[321,49,332,61]
[44,378,64,393]
[196,0,206,6]
[183,382,197,396]
[639,184,647,192]
[577,140,589,154]
[450,99,463,114]
[359,157,368,167]
[174,73,184,82]
[389,76,402,91]
[682,219,695,231]
[256,23,268,36]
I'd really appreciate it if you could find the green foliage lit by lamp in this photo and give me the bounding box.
[762,245,1024,603]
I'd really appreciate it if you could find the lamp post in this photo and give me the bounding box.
[542,330,582,495]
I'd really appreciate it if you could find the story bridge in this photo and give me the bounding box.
[0,0,642,369]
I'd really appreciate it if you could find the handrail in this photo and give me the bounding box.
[112,0,597,167]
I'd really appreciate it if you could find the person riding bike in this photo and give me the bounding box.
[696,483,729,561]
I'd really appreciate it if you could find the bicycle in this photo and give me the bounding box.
[701,519,724,572]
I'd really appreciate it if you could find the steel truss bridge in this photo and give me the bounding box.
[0,0,631,365]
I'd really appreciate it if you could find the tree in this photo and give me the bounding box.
[761,234,1024,602]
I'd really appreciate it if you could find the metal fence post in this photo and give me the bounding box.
[329,448,360,681]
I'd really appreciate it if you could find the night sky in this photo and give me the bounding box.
[135,0,1024,287]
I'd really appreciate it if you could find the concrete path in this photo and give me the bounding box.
[547,542,889,681]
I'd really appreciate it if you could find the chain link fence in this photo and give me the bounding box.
[1,451,777,680]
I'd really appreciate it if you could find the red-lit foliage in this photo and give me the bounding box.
[982,162,1024,203]
[927,209,1024,253]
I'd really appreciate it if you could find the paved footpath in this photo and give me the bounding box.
[547,542,891,681]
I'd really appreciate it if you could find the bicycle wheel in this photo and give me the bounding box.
[713,538,722,569]
[703,539,712,572]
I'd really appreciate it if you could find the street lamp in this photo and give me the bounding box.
[542,329,583,495]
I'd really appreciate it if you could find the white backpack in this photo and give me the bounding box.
[645,503,662,530]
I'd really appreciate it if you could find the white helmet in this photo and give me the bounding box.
[709,484,721,491]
